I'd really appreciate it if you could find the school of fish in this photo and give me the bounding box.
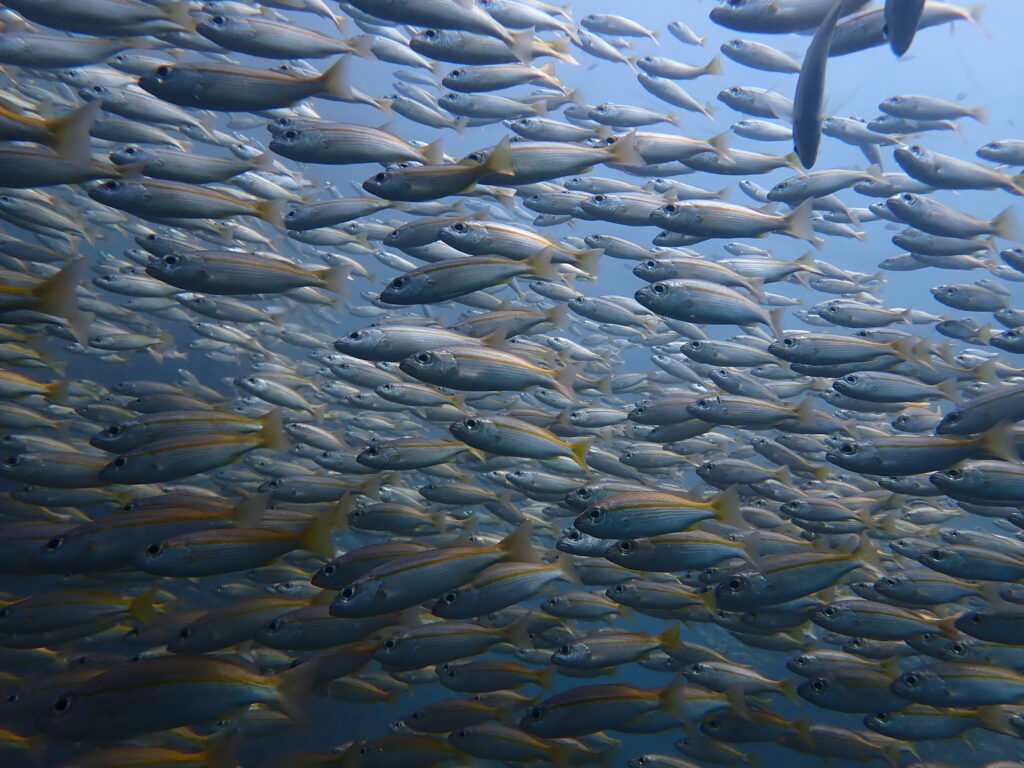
[1,0,1024,766]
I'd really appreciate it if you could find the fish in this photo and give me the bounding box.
[792,0,846,168]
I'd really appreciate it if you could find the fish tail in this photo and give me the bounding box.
[498,520,538,563]
[127,586,158,626]
[568,436,593,470]
[767,306,785,340]
[607,129,644,167]
[254,198,286,227]
[979,421,1019,463]
[31,258,91,344]
[320,264,353,297]
[547,35,579,66]
[319,57,353,101]
[272,660,319,722]
[657,671,688,719]
[346,33,374,59]
[964,3,988,35]
[47,101,100,166]
[418,137,444,165]
[705,53,723,75]
[259,408,290,452]
[555,552,581,585]
[525,246,559,281]
[573,247,603,278]
[484,135,514,176]
[300,507,338,558]
[164,0,197,32]
[708,129,732,159]
[655,623,680,650]
[977,705,1016,735]
[779,676,801,703]
[993,206,1018,240]
[711,486,744,528]
[545,302,569,329]
[509,27,536,64]
[202,731,241,768]
[233,493,270,528]
[791,715,813,745]
[783,199,816,244]
[552,361,579,400]
[44,377,71,406]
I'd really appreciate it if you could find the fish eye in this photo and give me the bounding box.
[945,469,963,479]
[4,456,19,466]
[593,194,606,203]
[566,529,581,540]
[266,619,282,632]
[373,172,388,184]
[339,585,357,600]
[929,549,946,561]
[366,446,379,457]
[969,613,983,624]
[811,678,828,692]
[726,577,744,591]
[843,375,858,384]
[452,222,468,232]
[389,277,406,289]
[839,443,856,455]
[112,456,128,467]
[162,255,179,266]
[587,508,602,520]
[943,287,957,296]
[594,106,607,113]
[155,65,172,78]
[528,706,543,720]
[902,672,921,687]
[874,712,890,722]
[644,260,657,269]
[619,540,634,552]
[464,418,479,430]
[663,204,677,214]
[211,15,226,24]
[52,695,73,712]
[950,642,967,655]
[909,145,923,156]
[145,542,163,555]
[652,283,667,295]
[822,606,837,618]
[901,193,915,203]
[416,353,431,364]
[424,29,437,38]
[178,627,192,639]
[282,129,300,141]
[45,537,64,550]
[891,96,902,104]
[383,639,395,649]
[443,592,457,604]
[944,412,961,424]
